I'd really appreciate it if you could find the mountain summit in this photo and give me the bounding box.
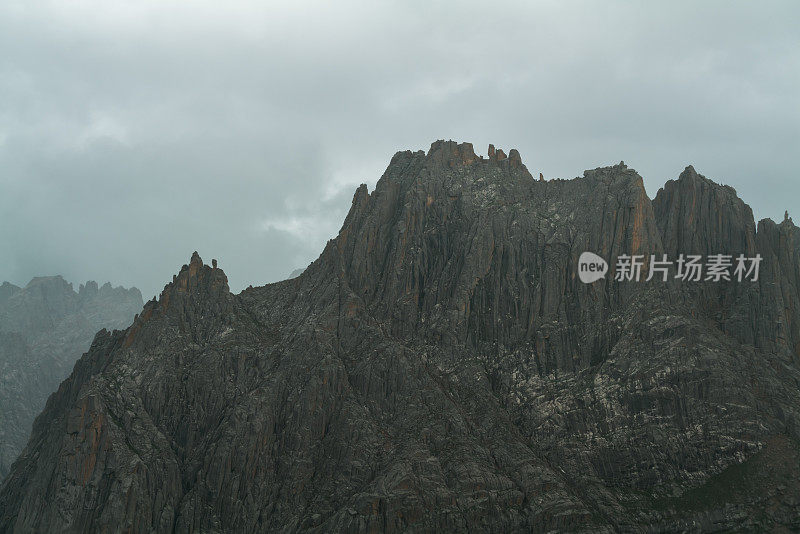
[2,141,799,532]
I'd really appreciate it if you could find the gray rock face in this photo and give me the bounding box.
[0,276,142,480]
[1,141,800,532]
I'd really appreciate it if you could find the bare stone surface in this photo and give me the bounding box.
[1,141,799,532]
[0,277,142,480]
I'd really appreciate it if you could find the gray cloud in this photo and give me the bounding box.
[1,0,798,297]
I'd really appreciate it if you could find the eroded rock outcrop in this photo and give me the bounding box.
[1,141,799,532]
[0,277,142,480]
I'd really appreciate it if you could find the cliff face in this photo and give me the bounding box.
[333,142,661,373]
[653,166,800,363]
[0,277,142,480]
[1,141,799,532]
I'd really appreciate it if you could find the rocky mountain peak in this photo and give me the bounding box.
[426,139,477,168]
[653,164,756,257]
[24,275,73,294]
[171,251,228,296]
[78,280,99,298]
[421,140,527,172]
[486,143,513,163]
[326,143,663,358]
[124,252,231,350]
[3,142,800,532]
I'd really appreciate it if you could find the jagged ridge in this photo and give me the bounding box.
[0,277,142,481]
[2,141,800,532]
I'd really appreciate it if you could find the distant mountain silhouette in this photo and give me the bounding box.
[0,277,142,480]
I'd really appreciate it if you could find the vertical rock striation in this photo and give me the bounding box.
[0,276,142,480]
[1,141,799,532]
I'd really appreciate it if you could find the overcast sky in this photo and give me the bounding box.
[1,1,798,298]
